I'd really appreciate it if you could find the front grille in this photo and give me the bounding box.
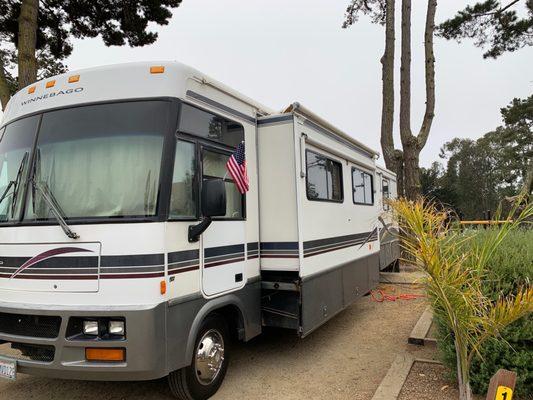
[0,312,61,339]
[0,341,55,362]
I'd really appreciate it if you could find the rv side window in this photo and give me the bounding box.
[352,167,374,205]
[179,104,244,148]
[306,150,343,202]
[169,140,197,219]
[202,149,244,219]
[382,178,390,210]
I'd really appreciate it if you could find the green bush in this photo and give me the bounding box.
[436,228,533,398]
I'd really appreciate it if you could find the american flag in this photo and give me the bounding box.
[226,142,249,194]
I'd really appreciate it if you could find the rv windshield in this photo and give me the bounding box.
[23,101,170,221]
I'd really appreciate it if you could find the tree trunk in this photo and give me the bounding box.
[380,0,396,172]
[399,0,437,200]
[455,340,473,400]
[394,149,405,198]
[17,0,39,89]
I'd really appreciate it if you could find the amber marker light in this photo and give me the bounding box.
[68,75,80,83]
[150,66,165,74]
[45,80,56,88]
[85,348,125,362]
[27,86,36,94]
[160,280,167,295]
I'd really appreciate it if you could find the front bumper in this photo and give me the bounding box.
[0,302,167,381]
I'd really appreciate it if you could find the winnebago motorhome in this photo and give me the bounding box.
[0,62,398,400]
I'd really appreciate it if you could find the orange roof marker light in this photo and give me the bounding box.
[150,65,165,74]
[85,348,125,362]
[45,80,56,88]
[68,75,80,83]
[27,86,36,94]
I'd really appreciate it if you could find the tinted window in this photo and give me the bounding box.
[352,167,374,205]
[179,104,244,147]
[170,140,197,218]
[202,149,243,219]
[306,150,343,202]
[0,116,40,221]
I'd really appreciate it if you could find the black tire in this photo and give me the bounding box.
[168,314,229,400]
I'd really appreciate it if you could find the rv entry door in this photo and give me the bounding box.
[200,147,246,296]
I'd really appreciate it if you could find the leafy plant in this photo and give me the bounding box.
[437,228,533,397]
[391,197,533,400]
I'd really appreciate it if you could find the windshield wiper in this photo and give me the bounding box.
[31,179,80,239]
[0,152,29,221]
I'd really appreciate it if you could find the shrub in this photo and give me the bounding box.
[436,228,533,397]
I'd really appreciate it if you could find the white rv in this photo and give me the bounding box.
[0,62,398,400]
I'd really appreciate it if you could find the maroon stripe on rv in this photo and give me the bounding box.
[304,237,378,258]
[1,274,98,280]
[168,265,200,275]
[204,257,245,269]
[260,254,299,259]
[100,272,165,279]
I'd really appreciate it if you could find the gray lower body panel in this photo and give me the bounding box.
[0,279,261,381]
[261,253,380,337]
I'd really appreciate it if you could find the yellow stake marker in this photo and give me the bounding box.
[495,386,513,400]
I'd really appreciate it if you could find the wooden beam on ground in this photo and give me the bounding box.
[408,306,433,345]
[371,353,414,400]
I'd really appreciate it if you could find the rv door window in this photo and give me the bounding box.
[202,149,243,219]
[306,150,343,202]
[352,167,374,205]
[170,140,197,219]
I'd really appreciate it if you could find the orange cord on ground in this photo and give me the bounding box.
[370,286,424,302]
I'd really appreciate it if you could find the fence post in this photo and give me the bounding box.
[485,369,516,400]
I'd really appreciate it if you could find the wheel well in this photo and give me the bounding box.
[211,305,245,341]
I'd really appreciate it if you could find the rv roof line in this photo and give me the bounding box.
[192,76,273,117]
[284,102,380,159]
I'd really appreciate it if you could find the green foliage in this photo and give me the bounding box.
[342,0,387,27]
[437,0,533,58]
[436,229,533,397]
[0,0,182,92]
[421,95,533,219]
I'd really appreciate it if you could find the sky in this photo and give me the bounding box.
[3,0,533,168]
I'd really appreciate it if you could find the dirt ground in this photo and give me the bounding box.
[0,283,430,400]
[399,362,483,400]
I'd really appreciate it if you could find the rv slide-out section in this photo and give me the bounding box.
[257,106,392,337]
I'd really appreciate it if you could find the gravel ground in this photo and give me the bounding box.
[398,362,483,400]
[0,283,427,400]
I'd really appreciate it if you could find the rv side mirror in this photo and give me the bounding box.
[188,180,226,243]
[201,179,226,217]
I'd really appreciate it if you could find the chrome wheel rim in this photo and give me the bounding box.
[195,329,225,385]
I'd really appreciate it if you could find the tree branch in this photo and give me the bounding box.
[417,0,437,149]
[472,0,521,17]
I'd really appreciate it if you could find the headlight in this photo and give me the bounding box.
[109,320,125,336]
[83,320,99,336]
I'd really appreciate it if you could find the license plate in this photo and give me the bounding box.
[0,357,16,380]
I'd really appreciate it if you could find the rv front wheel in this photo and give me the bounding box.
[168,314,229,400]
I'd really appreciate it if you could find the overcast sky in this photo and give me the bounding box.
[5,0,533,168]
